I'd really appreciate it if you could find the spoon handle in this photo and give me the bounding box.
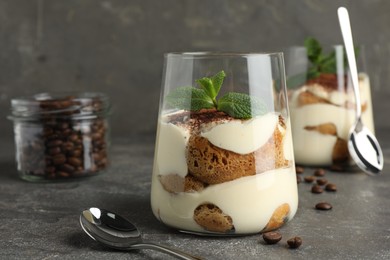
[130,242,203,260]
[338,7,362,120]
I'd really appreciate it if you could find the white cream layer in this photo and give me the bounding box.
[200,113,279,155]
[151,167,298,234]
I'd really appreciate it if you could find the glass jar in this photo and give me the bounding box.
[9,92,111,182]
[285,44,375,170]
[151,52,298,235]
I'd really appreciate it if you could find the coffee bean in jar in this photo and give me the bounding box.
[8,93,111,182]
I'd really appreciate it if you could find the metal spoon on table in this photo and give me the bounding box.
[80,207,202,260]
[337,7,384,175]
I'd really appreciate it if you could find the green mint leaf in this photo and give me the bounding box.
[196,70,226,102]
[321,50,337,73]
[210,70,226,97]
[165,86,215,111]
[196,77,215,99]
[217,92,267,119]
[307,67,321,80]
[304,37,322,64]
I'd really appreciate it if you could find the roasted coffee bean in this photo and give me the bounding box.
[297,175,302,184]
[316,178,328,186]
[295,166,304,174]
[311,185,323,194]
[57,122,69,130]
[62,128,72,136]
[325,183,337,192]
[287,237,302,249]
[59,100,72,108]
[47,133,61,141]
[330,164,344,172]
[68,134,79,142]
[69,149,82,157]
[314,168,326,177]
[92,153,101,161]
[47,140,63,148]
[315,202,332,210]
[68,157,82,167]
[60,163,75,173]
[48,147,61,155]
[262,231,282,244]
[304,176,316,183]
[92,132,102,140]
[57,171,70,178]
[52,154,66,165]
[62,142,75,152]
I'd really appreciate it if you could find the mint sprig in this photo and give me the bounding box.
[287,37,360,88]
[165,71,267,119]
[165,86,215,111]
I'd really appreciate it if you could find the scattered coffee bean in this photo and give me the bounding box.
[311,185,323,194]
[287,237,302,249]
[330,164,344,172]
[297,175,302,184]
[295,166,304,174]
[325,183,337,192]
[314,168,326,177]
[304,176,316,183]
[315,202,332,210]
[262,231,282,245]
[316,178,328,186]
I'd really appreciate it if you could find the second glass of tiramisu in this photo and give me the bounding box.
[286,38,375,170]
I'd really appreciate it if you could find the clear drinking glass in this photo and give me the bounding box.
[151,52,298,235]
[285,45,375,170]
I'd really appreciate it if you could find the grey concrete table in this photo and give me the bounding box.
[0,136,390,260]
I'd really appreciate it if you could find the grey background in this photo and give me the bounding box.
[1,0,390,143]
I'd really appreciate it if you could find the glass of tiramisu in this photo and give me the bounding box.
[151,52,298,235]
[286,38,375,170]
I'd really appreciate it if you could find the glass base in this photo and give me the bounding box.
[18,170,105,183]
[178,229,259,237]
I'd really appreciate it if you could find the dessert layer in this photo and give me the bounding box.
[151,167,298,234]
[200,113,278,155]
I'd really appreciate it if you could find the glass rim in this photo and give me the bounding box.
[164,51,284,58]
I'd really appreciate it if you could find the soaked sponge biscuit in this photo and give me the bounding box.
[332,137,349,164]
[193,203,234,233]
[297,91,330,107]
[304,123,338,136]
[187,119,289,184]
[262,203,290,232]
[159,174,207,193]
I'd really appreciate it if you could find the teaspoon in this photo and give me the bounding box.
[338,7,384,175]
[80,207,202,260]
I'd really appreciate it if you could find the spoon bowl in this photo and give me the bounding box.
[348,120,384,175]
[338,7,384,175]
[80,207,202,260]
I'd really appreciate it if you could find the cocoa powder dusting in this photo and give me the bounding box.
[306,73,348,91]
[165,109,233,131]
